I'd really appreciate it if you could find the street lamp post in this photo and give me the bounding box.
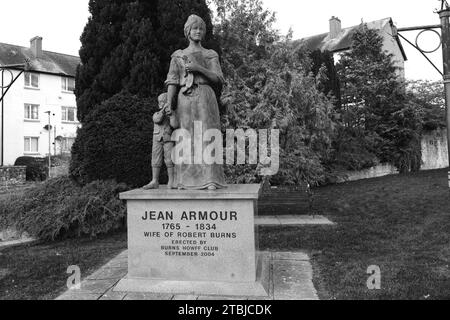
[45,111,51,178]
[397,1,450,188]
[438,6,450,187]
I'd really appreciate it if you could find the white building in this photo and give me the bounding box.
[297,17,407,79]
[0,36,80,166]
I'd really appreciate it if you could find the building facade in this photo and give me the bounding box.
[0,36,80,166]
[297,17,407,79]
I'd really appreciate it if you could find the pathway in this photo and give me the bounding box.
[56,250,319,300]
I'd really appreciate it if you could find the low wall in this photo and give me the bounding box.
[336,129,449,183]
[0,166,26,186]
[336,163,399,183]
[421,129,448,170]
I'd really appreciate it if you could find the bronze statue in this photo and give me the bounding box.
[165,14,226,190]
[143,93,179,190]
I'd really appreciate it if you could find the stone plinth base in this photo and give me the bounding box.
[116,184,266,297]
[115,252,269,297]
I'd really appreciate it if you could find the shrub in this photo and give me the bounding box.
[50,155,70,167]
[336,24,423,173]
[14,156,48,181]
[214,1,336,187]
[0,176,129,241]
[70,92,157,187]
[327,127,380,171]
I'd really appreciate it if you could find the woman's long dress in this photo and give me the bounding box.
[165,48,226,190]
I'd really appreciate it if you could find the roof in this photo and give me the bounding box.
[295,18,407,61]
[0,42,80,77]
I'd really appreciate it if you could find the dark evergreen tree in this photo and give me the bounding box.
[75,0,217,122]
[72,0,216,185]
[309,49,341,108]
[76,0,136,122]
[70,92,155,187]
[335,24,422,173]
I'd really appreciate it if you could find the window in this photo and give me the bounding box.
[24,72,39,89]
[62,106,77,122]
[24,104,39,120]
[24,137,39,153]
[61,137,76,153]
[61,77,75,92]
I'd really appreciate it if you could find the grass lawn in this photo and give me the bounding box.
[0,183,37,201]
[1,169,449,300]
[259,168,450,300]
[0,232,126,300]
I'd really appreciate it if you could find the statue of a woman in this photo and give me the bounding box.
[165,14,226,190]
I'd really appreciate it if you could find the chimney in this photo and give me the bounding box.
[329,16,342,39]
[30,36,43,58]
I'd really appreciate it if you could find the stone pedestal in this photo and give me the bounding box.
[115,184,268,297]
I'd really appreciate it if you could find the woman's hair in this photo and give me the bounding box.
[184,14,206,40]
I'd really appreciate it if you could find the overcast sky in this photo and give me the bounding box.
[0,0,444,80]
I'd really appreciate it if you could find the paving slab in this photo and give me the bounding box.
[198,295,250,300]
[86,267,127,280]
[272,251,310,261]
[115,251,128,260]
[255,215,334,226]
[272,261,318,300]
[172,295,198,300]
[55,290,101,300]
[79,279,119,294]
[277,215,334,226]
[122,292,174,300]
[103,257,128,269]
[56,250,318,301]
[98,290,127,300]
[255,216,281,226]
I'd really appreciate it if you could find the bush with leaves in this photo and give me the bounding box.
[334,24,423,173]
[14,156,48,181]
[0,177,128,241]
[407,80,445,131]
[70,92,157,187]
[213,0,336,186]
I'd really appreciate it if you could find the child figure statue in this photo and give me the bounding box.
[143,93,179,190]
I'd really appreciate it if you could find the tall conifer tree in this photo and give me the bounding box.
[75,0,216,122]
[336,24,422,172]
[72,0,216,186]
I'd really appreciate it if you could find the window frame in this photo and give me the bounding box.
[61,106,78,123]
[24,103,40,121]
[24,136,39,154]
[24,72,40,89]
[61,77,75,93]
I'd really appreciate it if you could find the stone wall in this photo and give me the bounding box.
[336,129,449,184]
[0,166,26,186]
[421,129,448,170]
[336,163,399,183]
